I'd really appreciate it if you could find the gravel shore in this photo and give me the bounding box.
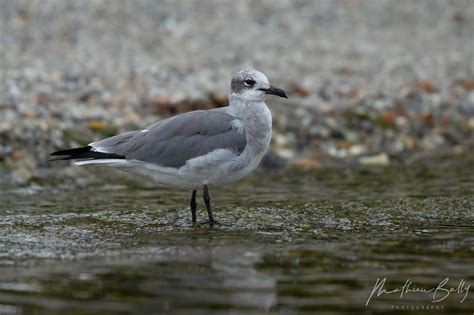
[1,0,473,184]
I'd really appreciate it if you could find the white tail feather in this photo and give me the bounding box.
[74,159,128,166]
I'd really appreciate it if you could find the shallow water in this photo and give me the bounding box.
[0,161,473,314]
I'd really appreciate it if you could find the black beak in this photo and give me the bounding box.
[258,85,288,98]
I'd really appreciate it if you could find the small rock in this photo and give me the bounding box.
[414,80,439,93]
[288,83,310,97]
[88,120,108,131]
[296,158,321,169]
[260,153,287,169]
[276,148,296,160]
[325,145,348,158]
[36,93,49,105]
[404,137,416,150]
[458,80,474,90]
[358,153,390,166]
[11,150,23,161]
[146,96,173,115]
[468,118,474,130]
[348,144,367,156]
[10,168,33,185]
[208,92,229,107]
[378,111,398,129]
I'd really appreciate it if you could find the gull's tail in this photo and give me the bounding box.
[49,146,125,162]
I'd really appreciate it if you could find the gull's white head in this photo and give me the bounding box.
[230,69,287,102]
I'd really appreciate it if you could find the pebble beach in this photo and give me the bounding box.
[1,0,473,184]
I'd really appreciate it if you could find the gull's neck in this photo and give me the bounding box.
[228,94,272,154]
[228,94,269,119]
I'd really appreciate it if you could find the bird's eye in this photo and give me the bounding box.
[244,78,255,86]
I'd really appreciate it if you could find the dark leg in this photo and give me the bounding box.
[203,185,214,224]
[190,190,197,223]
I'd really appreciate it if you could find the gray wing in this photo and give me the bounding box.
[90,109,247,168]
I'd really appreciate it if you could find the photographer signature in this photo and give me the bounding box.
[366,277,470,306]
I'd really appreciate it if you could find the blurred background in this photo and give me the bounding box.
[1,0,473,184]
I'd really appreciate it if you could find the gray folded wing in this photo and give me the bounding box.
[90,109,247,168]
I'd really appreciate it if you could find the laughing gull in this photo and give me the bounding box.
[51,69,288,224]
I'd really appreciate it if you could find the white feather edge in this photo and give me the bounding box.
[89,143,117,155]
[74,159,127,166]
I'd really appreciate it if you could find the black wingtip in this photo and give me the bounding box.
[49,145,125,162]
[50,146,92,156]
